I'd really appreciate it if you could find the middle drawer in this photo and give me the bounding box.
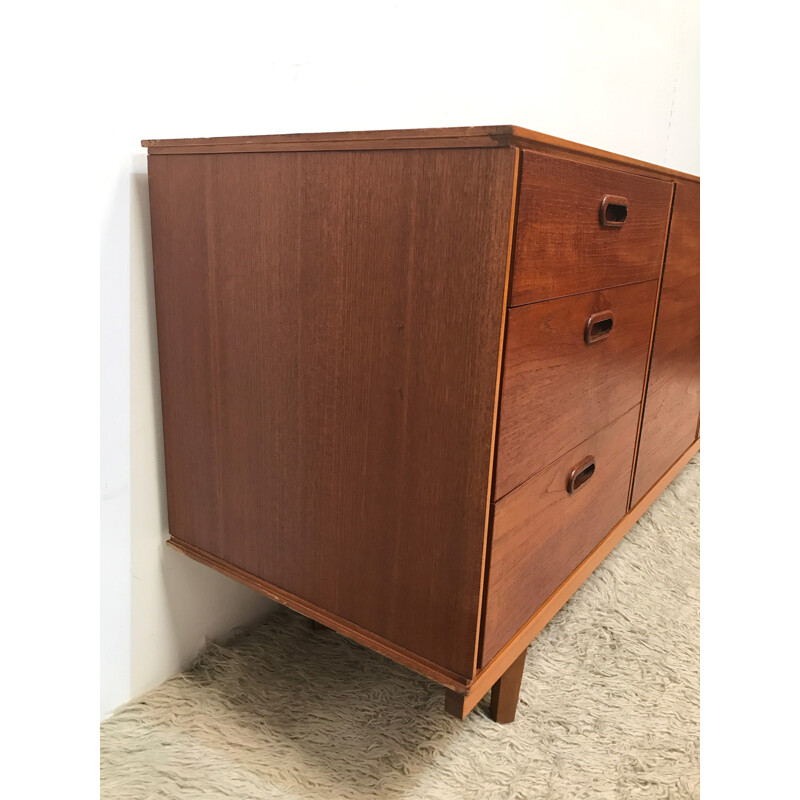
[493,280,658,499]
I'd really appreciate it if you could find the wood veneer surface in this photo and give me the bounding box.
[510,152,674,306]
[148,147,517,678]
[494,281,658,499]
[482,406,640,665]
[449,437,699,718]
[144,125,700,720]
[143,125,699,183]
[632,181,700,505]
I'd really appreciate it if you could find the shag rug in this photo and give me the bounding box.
[101,455,699,800]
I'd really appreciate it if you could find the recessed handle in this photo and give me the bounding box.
[567,456,596,495]
[584,310,614,344]
[600,194,628,227]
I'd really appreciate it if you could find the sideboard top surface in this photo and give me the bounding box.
[141,125,699,183]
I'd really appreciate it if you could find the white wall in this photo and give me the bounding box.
[100,0,699,718]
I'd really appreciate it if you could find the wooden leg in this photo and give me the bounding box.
[444,689,470,720]
[489,648,527,723]
[444,648,528,723]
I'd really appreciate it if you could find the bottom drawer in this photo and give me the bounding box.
[480,406,640,666]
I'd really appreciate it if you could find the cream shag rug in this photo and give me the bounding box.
[101,456,699,800]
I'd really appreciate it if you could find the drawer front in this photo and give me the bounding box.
[494,280,658,499]
[480,406,640,666]
[510,151,673,306]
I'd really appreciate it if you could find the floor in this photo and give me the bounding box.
[101,455,699,800]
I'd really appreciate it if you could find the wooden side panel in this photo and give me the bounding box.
[481,407,640,666]
[511,151,673,306]
[494,281,659,499]
[632,182,700,505]
[147,148,517,678]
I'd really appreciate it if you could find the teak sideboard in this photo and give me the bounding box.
[142,125,700,723]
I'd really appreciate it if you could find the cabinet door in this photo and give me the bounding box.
[632,182,700,505]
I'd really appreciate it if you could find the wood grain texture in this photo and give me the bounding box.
[510,151,673,306]
[170,435,699,707]
[148,147,518,678]
[142,125,508,145]
[143,125,699,182]
[504,128,698,182]
[494,281,659,499]
[624,184,676,510]
[631,181,700,505]
[454,437,699,717]
[489,648,527,723]
[482,406,640,666]
[444,689,471,720]
[166,536,472,692]
[468,146,521,675]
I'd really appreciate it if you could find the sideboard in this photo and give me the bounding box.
[142,125,699,723]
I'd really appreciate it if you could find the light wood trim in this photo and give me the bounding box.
[489,648,528,723]
[166,537,472,692]
[443,689,471,720]
[142,125,698,182]
[471,147,521,675]
[169,436,698,707]
[142,127,511,155]
[627,183,677,509]
[452,437,699,716]
[143,139,504,156]
[142,124,511,148]
[506,126,698,183]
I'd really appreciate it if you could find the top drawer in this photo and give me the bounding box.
[510,151,673,306]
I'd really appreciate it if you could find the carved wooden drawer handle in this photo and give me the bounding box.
[600,194,628,227]
[567,456,596,495]
[585,310,614,344]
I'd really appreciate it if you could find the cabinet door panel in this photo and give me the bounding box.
[632,182,700,504]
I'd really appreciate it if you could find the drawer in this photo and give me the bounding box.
[510,151,673,306]
[494,280,657,499]
[480,406,639,666]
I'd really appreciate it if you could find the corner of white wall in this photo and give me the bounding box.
[101,163,132,719]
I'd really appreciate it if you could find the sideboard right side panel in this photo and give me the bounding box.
[632,181,700,505]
